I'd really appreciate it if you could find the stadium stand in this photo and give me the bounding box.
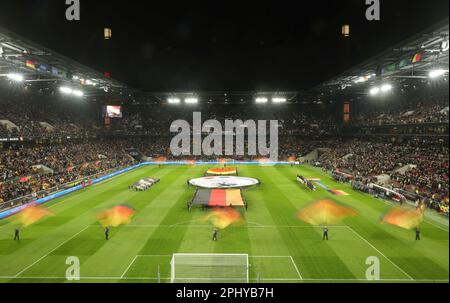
[0,21,448,218]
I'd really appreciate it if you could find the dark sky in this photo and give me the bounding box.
[0,0,448,92]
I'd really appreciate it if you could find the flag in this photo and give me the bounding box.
[51,67,59,76]
[399,58,410,69]
[25,60,36,69]
[206,167,237,175]
[19,176,31,183]
[412,53,422,64]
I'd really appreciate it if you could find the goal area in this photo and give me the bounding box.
[170,253,249,283]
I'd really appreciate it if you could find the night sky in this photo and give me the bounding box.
[0,0,448,92]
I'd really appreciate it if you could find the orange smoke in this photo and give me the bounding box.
[382,207,423,230]
[297,199,357,225]
[203,207,243,229]
[13,204,53,227]
[97,205,135,227]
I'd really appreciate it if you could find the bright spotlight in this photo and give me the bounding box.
[185,97,198,104]
[429,69,447,79]
[369,87,380,95]
[380,84,392,92]
[168,98,181,104]
[7,73,24,82]
[72,89,84,97]
[255,97,268,104]
[354,76,367,84]
[59,86,73,94]
[272,97,287,103]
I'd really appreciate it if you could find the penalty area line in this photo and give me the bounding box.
[289,256,303,280]
[346,226,414,281]
[13,226,90,278]
[120,255,139,279]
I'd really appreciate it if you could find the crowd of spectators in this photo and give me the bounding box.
[1,86,448,215]
[318,139,449,210]
[352,95,449,126]
[0,88,98,139]
[0,140,134,204]
[107,103,339,138]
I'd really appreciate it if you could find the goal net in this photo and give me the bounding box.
[170,253,249,283]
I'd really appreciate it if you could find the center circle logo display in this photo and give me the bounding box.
[188,176,259,189]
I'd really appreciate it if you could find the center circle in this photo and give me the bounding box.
[188,176,260,189]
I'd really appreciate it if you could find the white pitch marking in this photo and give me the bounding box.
[120,255,139,279]
[0,276,447,282]
[289,256,303,280]
[13,226,90,278]
[346,226,414,281]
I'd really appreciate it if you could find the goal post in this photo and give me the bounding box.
[170,253,249,283]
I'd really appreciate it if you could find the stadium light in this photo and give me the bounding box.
[59,86,84,97]
[6,73,24,82]
[354,76,367,84]
[59,86,73,94]
[272,97,287,103]
[429,69,447,79]
[380,84,392,92]
[185,97,198,104]
[72,89,84,97]
[369,87,380,95]
[85,79,97,86]
[255,97,268,104]
[168,98,181,104]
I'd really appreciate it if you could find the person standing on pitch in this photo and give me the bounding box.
[212,228,218,241]
[323,227,329,240]
[14,228,20,241]
[105,227,110,240]
[415,227,421,240]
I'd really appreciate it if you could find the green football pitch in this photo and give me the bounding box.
[0,165,448,283]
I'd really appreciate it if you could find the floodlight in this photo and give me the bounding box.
[7,73,24,82]
[380,84,392,92]
[185,97,198,104]
[168,98,181,104]
[429,69,447,79]
[72,89,84,97]
[60,86,73,94]
[85,79,97,86]
[255,97,268,103]
[272,97,287,103]
[354,76,367,83]
[369,87,380,95]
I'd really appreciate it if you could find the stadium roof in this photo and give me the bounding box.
[0,25,137,101]
[315,19,449,97]
[0,26,314,105]
[1,19,448,105]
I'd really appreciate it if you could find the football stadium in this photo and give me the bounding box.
[0,1,449,288]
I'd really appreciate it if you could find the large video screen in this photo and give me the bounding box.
[105,105,122,118]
